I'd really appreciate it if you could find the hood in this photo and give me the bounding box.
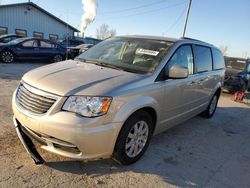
[22,60,144,96]
[225,68,243,77]
[0,43,13,48]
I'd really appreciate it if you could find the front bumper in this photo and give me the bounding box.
[223,77,245,92]
[12,90,123,161]
[14,117,44,164]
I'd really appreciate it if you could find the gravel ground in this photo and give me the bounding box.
[0,63,250,188]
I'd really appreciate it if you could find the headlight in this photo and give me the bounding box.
[62,96,112,117]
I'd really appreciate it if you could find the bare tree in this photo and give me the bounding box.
[242,52,249,59]
[96,24,116,40]
[220,45,228,56]
[109,29,116,38]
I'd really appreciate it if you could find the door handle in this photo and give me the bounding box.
[34,48,39,50]
[188,81,197,85]
[199,78,206,82]
[198,78,209,84]
[188,79,205,85]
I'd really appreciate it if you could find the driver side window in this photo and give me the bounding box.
[167,45,194,75]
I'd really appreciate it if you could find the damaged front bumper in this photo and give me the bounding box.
[224,76,246,92]
[13,116,45,165]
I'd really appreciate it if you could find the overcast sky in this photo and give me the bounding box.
[1,0,250,58]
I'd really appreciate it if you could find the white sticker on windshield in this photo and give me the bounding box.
[137,48,159,56]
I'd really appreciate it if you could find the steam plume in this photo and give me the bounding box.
[81,0,97,35]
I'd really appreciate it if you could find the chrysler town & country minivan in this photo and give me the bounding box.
[12,36,225,165]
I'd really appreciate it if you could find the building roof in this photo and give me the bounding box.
[0,2,79,32]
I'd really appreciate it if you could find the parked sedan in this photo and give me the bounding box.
[59,39,85,47]
[0,34,23,45]
[67,44,94,59]
[0,38,66,63]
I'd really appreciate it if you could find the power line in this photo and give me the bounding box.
[99,0,167,14]
[43,0,170,16]
[163,7,186,35]
[97,1,186,21]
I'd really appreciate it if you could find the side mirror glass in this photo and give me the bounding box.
[166,64,189,79]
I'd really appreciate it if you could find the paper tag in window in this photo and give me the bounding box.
[137,49,159,56]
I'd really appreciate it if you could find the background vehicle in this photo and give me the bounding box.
[67,44,93,59]
[84,37,102,45]
[0,37,66,63]
[224,57,250,92]
[12,36,224,165]
[0,34,23,44]
[59,37,102,48]
[59,39,85,47]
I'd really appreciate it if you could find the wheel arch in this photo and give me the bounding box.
[113,96,159,135]
[1,47,16,55]
[212,81,223,97]
[215,87,222,96]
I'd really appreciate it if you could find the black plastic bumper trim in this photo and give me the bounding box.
[14,117,45,165]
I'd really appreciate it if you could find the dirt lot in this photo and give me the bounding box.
[0,63,250,188]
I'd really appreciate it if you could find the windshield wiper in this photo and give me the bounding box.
[77,58,124,71]
[77,58,147,74]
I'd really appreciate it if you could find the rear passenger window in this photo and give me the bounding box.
[194,46,212,73]
[40,41,55,48]
[212,48,225,70]
[167,45,194,75]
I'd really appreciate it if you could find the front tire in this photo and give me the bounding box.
[113,111,153,165]
[53,54,63,62]
[1,50,15,63]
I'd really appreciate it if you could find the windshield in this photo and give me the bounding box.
[8,38,26,45]
[78,37,173,74]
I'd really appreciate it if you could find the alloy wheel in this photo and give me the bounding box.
[54,55,62,62]
[125,120,149,158]
[2,51,14,63]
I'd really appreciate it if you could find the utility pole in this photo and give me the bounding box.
[64,9,69,60]
[182,0,192,38]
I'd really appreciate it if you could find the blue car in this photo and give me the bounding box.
[0,37,66,63]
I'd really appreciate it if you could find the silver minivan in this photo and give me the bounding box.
[12,36,225,165]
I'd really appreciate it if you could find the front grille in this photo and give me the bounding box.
[16,83,57,114]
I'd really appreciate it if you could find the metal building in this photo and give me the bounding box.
[0,2,79,41]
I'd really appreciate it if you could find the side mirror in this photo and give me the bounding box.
[166,64,189,79]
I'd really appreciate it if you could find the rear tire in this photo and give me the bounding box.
[241,80,247,92]
[113,111,153,165]
[201,92,220,118]
[1,50,15,63]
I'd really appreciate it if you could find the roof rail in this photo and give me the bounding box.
[179,37,203,42]
[179,37,215,47]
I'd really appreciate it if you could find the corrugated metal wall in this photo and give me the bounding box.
[0,4,75,39]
